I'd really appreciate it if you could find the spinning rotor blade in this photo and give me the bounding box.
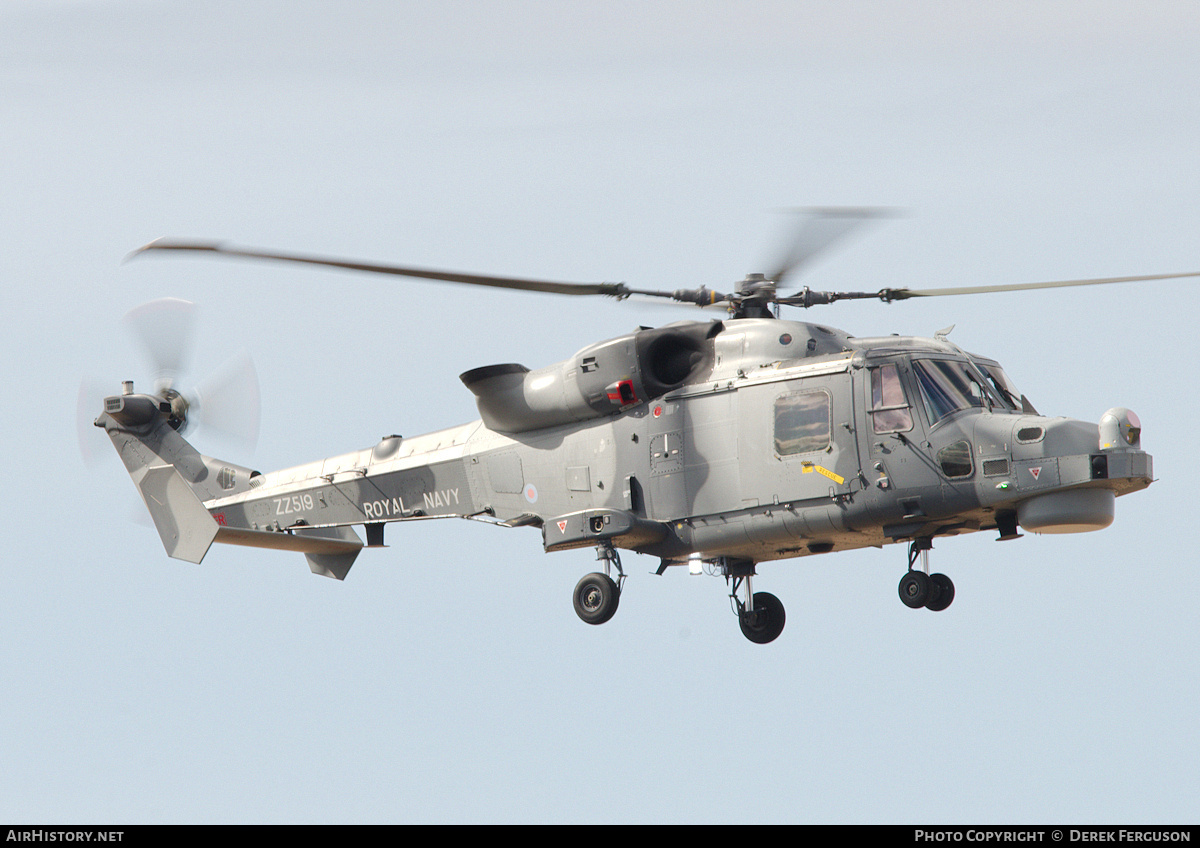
[190,351,261,453]
[886,270,1200,301]
[129,238,734,307]
[767,207,901,286]
[122,297,196,391]
[777,271,1200,308]
[94,298,261,453]
[77,377,110,469]
[128,231,1197,318]
[130,238,633,298]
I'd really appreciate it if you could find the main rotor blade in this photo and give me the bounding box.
[129,238,634,298]
[889,270,1200,300]
[767,207,901,286]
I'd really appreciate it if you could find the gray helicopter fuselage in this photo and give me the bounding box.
[107,227,1175,641]
[174,317,1151,576]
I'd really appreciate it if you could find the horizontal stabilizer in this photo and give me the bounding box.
[137,465,219,564]
[298,526,363,580]
[213,524,363,580]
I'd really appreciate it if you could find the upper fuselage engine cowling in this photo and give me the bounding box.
[460,322,721,434]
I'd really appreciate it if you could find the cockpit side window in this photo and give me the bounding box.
[869,364,913,433]
[913,359,991,426]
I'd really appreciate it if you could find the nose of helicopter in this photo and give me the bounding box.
[974,408,1153,534]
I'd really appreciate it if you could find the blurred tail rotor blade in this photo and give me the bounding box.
[190,351,261,453]
[767,207,902,286]
[122,297,197,392]
[77,377,109,469]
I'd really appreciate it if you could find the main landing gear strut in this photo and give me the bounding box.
[897,538,955,612]
[726,559,786,644]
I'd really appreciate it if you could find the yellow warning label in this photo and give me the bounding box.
[801,463,845,485]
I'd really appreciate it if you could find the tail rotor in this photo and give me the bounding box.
[79,298,261,468]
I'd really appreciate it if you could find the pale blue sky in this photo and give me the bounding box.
[2,1,1198,823]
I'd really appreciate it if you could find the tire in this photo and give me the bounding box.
[739,591,786,644]
[573,572,620,625]
[898,571,930,609]
[925,573,955,612]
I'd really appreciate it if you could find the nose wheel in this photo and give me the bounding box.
[898,539,955,611]
[573,571,620,624]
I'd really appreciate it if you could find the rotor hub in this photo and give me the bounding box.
[161,387,190,431]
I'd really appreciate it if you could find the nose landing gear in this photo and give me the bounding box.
[898,538,955,612]
[573,571,620,624]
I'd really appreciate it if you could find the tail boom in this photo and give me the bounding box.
[97,392,485,579]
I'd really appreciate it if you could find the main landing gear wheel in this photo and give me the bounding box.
[925,573,955,612]
[898,571,930,608]
[898,538,955,611]
[897,570,956,610]
[738,591,786,644]
[724,563,786,644]
[573,572,620,625]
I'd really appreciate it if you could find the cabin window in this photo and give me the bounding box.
[774,390,831,456]
[869,364,913,433]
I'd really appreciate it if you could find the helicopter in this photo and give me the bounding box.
[93,210,1185,644]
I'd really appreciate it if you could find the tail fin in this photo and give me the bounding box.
[135,464,220,564]
[96,387,363,576]
[97,388,249,563]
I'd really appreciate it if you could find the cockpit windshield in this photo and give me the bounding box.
[912,358,999,425]
[977,363,1026,412]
